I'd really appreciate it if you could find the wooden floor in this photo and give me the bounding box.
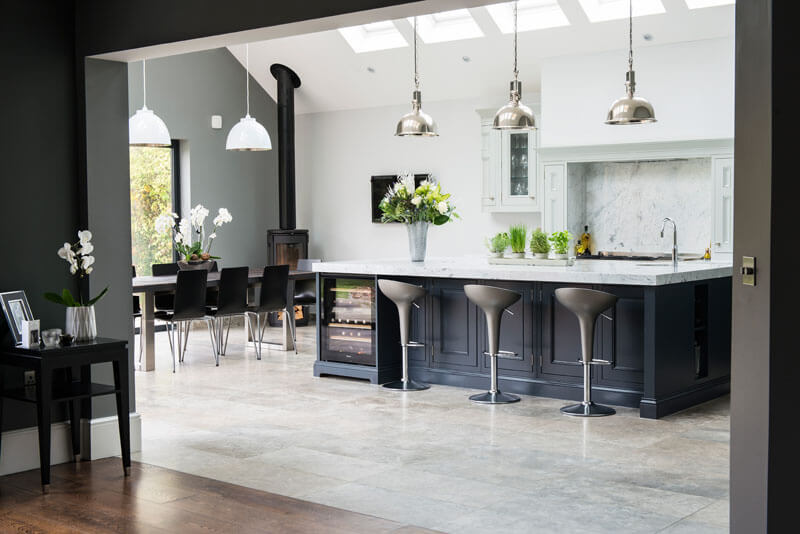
[0,459,438,533]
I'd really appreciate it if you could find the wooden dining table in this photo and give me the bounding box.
[132,268,314,371]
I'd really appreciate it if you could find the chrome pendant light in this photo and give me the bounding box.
[129,59,172,147]
[227,44,272,151]
[395,17,438,137]
[493,1,535,130]
[605,0,656,125]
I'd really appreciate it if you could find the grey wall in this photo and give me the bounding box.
[128,49,279,269]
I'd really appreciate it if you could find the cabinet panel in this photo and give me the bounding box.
[481,123,500,208]
[595,285,645,387]
[712,156,734,253]
[431,280,478,369]
[542,163,566,234]
[477,281,534,377]
[539,283,588,381]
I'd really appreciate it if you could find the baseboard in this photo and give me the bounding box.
[0,413,141,476]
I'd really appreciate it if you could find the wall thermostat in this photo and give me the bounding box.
[211,115,222,129]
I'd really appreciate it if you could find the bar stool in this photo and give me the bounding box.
[378,279,429,391]
[554,287,618,417]
[464,284,521,404]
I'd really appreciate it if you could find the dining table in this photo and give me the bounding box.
[132,268,314,371]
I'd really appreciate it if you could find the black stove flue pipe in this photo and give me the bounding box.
[270,63,302,231]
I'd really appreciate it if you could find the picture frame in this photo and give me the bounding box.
[0,290,34,346]
[370,173,429,223]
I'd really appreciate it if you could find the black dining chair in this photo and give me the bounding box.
[245,265,296,359]
[293,259,319,309]
[205,267,253,357]
[132,266,143,362]
[154,269,218,372]
[152,262,179,312]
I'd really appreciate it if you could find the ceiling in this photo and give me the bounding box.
[228,0,735,115]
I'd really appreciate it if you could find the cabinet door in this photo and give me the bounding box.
[542,163,566,234]
[477,281,534,377]
[594,285,645,388]
[481,123,500,209]
[712,156,734,253]
[538,283,588,381]
[500,130,538,208]
[431,279,478,370]
[407,279,428,365]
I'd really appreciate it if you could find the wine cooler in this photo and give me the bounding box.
[319,277,376,366]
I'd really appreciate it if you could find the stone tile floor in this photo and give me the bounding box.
[134,323,729,533]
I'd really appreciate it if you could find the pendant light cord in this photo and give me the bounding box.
[142,59,147,108]
[628,0,633,72]
[413,17,419,90]
[513,0,519,82]
[246,44,251,116]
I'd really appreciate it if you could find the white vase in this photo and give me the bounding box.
[66,305,97,342]
[406,222,430,262]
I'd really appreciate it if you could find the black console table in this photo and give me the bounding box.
[0,337,131,492]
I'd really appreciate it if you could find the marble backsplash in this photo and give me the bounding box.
[567,158,713,254]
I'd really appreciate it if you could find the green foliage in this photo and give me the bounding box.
[43,287,107,307]
[529,228,550,254]
[379,174,459,225]
[508,224,528,253]
[548,230,572,254]
[485,232,509,254]
[130,147,173,275]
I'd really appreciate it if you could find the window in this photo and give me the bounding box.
[130,141,180,276]
[338,21,407,53]
[577,0,665,23]
[408,9,484,43]
[485,1,570,33]
[684,0,734,8]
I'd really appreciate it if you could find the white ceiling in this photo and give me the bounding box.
[228,0,734,115]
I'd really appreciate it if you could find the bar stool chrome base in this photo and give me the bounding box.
[383,379,430,391]
[560,401,616,417]
[470,391,520,404]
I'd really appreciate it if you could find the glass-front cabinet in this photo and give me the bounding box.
[319,277,376,366]
[478,109,540,212]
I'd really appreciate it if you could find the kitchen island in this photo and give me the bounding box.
[312,257,732,418]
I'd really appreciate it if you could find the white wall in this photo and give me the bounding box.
[541,38,734,147]
[296,98,542,261]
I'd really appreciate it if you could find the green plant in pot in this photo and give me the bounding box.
[530,228,550,259]
[508,224,528,259]
[548,230,572,259]
[485,232,509,258]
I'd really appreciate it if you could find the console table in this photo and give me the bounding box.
[0,338,131,492]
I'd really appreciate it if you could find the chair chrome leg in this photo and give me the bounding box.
[256,313,262,360]
[383,344,429,391]
[205,318,219,366]
[259,312,267,342]
[223,316,231,355]
[245,312,260,358]
[177,322,182,362]
[469,353,520,404]
[170,322,177,373]
[137,317,143,363]
[165,321,174,354]
[285,308,298,354]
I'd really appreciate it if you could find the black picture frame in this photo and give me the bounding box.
[370,174,429,223]
[0,290,34,346]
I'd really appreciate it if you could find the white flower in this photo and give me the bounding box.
[85,267,93,274]
[400,172,415,194]
[78,230,92,244]
[155,213,176,234]
[78,242,94,255]
[411,196,422,206]
[178,219,192,241]
[190,204,209,230]
[208,233,217,240]
[57,242,74,262]
[81,255,95,270]
[213,208,232,226]
[437,201,449,215]
[69,259,78,274]
[174,232,184,245]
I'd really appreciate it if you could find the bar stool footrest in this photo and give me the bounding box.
[485,350,523,361]
[577,359,612,365]
[404,341,425,348]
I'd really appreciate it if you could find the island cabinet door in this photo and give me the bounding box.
[593,285,645,389]
[538,283,589,381]
[430,279,479,370]
[477,281,535,377]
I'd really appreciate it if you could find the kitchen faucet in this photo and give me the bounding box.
[660,218,678,267]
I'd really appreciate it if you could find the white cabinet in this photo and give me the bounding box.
[479,116,540,212]
[542,162,566,234]
[712,156,734,253]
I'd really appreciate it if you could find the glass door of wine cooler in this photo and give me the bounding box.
[320,277,376,366]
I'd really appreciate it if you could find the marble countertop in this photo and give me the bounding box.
[312,256,733,286]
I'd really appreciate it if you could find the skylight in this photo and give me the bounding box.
[684,0,735,8]
[577,0,665,23]
[407,9,484,44]
[485,0,570,33]
[338,21,407,53]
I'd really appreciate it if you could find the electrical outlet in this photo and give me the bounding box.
[24,371,36,386]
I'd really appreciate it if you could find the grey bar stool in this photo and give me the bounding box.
[555,287,618,417]
[464,284,522,404]
[378,279,429,391]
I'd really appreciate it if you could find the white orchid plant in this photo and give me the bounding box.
[45,230,108,307]
[378,172,459,225]
[155,204,233,262]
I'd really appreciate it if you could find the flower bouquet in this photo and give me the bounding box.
[155,204,233,270]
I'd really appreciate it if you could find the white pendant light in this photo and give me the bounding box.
[493,1,536,130]
[395,17,438,137]
[129,59,172,147]
[226,44,272,151]
[605,0,656,125]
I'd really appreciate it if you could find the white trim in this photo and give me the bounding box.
[0,413,141,476]
[539,138,734,163]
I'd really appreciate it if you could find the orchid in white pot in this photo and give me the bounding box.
[44,230,108,341]
[155,204,233,270]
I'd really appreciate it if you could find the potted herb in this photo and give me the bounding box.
[485,232,509,258]
[548,230,572,260]
[508,224,528,259]
[530,228,550,259]
[155,205,233,270]
[378,172,459,262]
[45,230,108,341]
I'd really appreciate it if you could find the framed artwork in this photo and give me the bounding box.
[370,173,429,223]
[1,290,34,346]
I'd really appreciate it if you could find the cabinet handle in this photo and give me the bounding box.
[483,196,495,201]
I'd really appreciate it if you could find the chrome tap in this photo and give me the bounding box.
[660,218,678,267]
